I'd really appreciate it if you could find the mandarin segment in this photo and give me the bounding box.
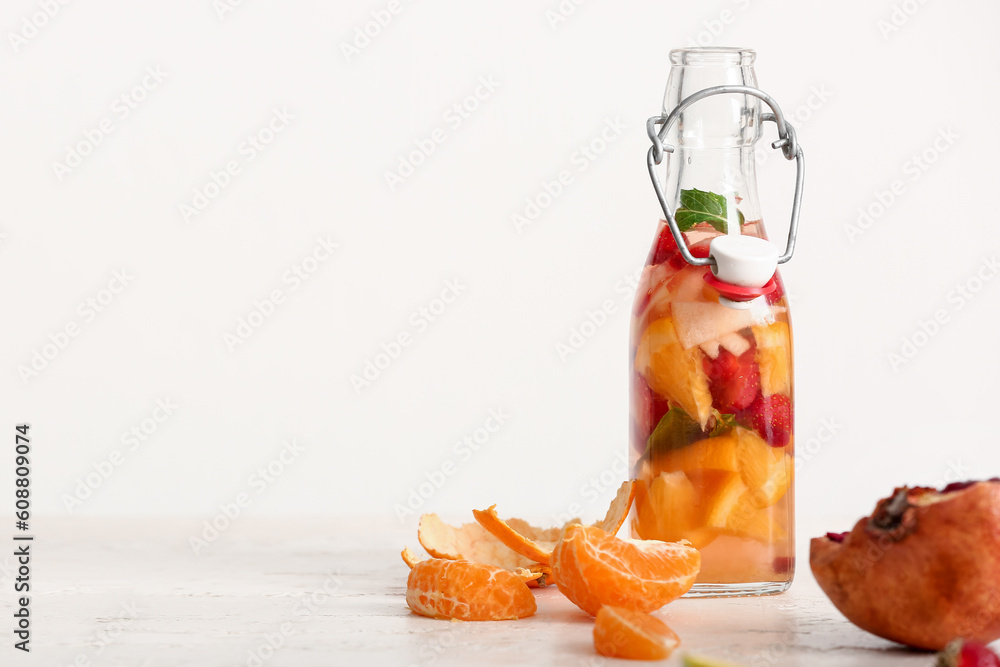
[593,606,681,660]
[551,524,700,616]
[635,317,713,427]
[405,559,536,621]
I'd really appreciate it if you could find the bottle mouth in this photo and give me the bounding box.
[669,48,756,67]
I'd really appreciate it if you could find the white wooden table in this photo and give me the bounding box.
[7,516,946,666]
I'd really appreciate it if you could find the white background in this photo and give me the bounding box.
[2,0,998,533]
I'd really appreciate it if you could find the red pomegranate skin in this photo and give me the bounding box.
[810,481,1000,651]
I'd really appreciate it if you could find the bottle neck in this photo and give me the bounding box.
[663,146,762,230]
[663,48,761,150]
[660,48,764,234]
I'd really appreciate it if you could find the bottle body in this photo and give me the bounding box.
[628,48,794,597]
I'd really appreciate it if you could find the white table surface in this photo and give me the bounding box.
[5,516,951,666]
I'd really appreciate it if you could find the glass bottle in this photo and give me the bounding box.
[629,47,800,597]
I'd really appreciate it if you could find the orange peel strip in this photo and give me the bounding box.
[401,546,426,569]
[473,480,637,566]
[472,505,557,565]
[418,513,541,571]
[513,567,545,584]
[594,479,638,534]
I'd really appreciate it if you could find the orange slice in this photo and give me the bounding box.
[733,428,793,508]
[655,431,740,475]
[733,428,781,489]
[594,606,681,660]
[633,472,716,548]
[406,558,536,621]
[551,524,700,616]
[745,463,793,510]
[654,428,792,510]
[704,473,748,529]
[753,321,791,397]
[473,480,636,566]
[635,317,713,428]
[641,471,697,539]
[703,473,787,543]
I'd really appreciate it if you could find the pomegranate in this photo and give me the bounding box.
[810,480,1000,651]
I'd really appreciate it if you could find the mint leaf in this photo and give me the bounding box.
[645,407,704,459]
[674,188,745,234]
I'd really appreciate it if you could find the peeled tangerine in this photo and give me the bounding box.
[406,558,536,621]
[810,480,1000,650]
[410,480,636,588]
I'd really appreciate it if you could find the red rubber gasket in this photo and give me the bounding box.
[703,272,778,302]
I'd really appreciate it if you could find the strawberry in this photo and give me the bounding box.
[937,640,1000,667]
[743,393,792,447]
[666,251,688,270]
[647,224,679,266]
[688,238,712,258]
[647,225,712,267]
[666,237,713,271]
[766,273,787,305]
[632,373,671,452]
[703,339,759,413]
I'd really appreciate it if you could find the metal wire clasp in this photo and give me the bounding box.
[645,85,805,268]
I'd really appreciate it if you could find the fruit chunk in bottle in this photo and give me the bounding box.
[630,220,794,596]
